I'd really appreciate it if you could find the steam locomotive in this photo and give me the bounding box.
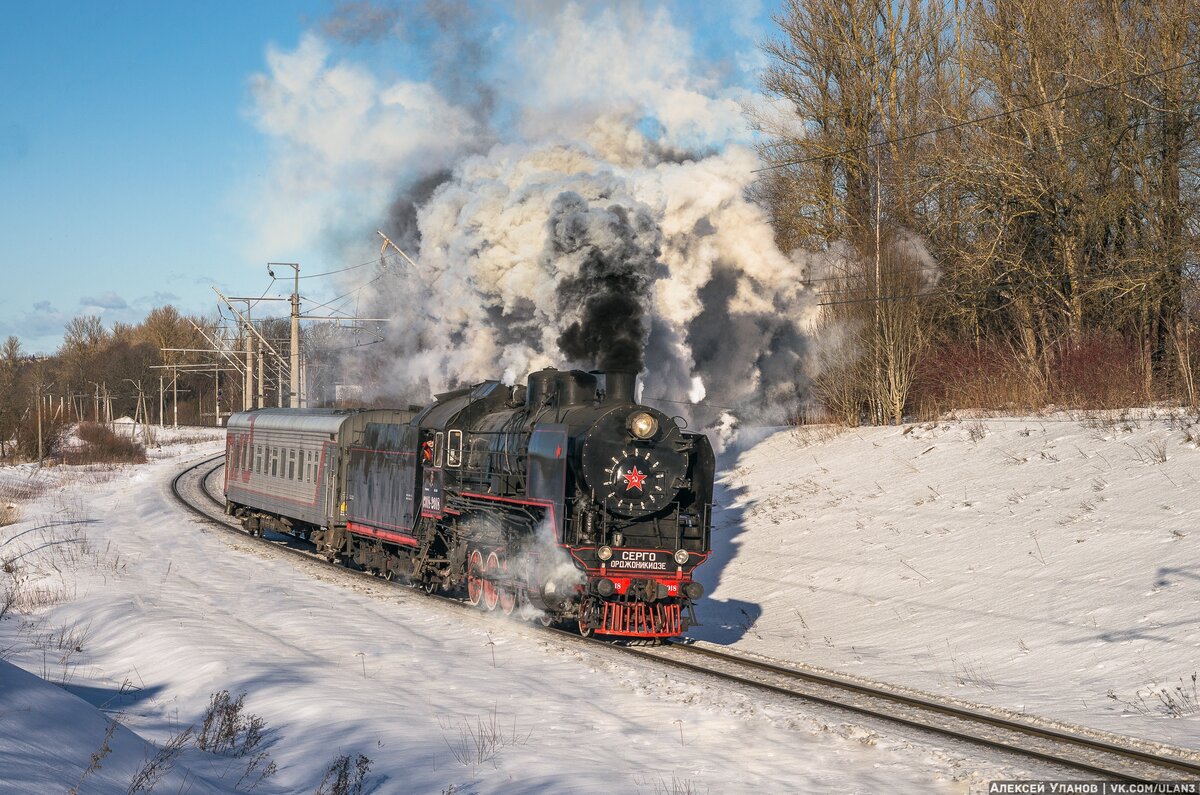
[224,368,714,639]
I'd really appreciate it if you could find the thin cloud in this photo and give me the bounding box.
[79,291,128,310]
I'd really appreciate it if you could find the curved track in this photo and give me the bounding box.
[621,642,1200,781]
[171,455,1200,782]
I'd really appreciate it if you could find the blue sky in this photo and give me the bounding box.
[0,1,780,355]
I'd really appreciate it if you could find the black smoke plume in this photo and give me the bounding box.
[548,192,662,372]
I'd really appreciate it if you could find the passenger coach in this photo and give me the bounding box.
[224,408,416,551]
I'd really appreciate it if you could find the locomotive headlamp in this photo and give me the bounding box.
[673,549,689,565]
[597,545,613,561]
[628,411,659,440]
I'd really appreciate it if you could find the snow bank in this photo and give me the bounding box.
[0,658,226,794]
[696,411,1200,750]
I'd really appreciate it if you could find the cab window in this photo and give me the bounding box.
[435,431,444,468]
[447,430,462,468]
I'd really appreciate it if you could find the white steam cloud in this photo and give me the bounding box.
[246,2,819,429]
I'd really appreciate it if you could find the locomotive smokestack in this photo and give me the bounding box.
[604,371,636,404]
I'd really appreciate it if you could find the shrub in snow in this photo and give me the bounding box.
[65,423,147,465]
[196,690,266,757]
[315,754,371,795]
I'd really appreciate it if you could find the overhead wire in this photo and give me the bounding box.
[297,259,375,279]
[245,277,277,312]
[813,262,1181,307]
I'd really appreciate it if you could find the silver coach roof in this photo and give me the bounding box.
[227,408,368,436]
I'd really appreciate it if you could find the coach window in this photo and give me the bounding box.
[270,449,278,478]
[435,431,444,468]
[447,430,462,468]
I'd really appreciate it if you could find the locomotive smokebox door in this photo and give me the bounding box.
[527,424,567,542]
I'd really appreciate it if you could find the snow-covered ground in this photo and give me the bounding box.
[1,413,1197,794]
[696,410,1200,751]
[0,426,1016,794]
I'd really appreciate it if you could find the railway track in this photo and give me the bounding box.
[171,455,1200,783]
[622,642,1200,782]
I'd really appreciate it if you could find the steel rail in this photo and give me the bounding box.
[169,455,228,524]
[170,457,1200,782]
[618,641,1200,782]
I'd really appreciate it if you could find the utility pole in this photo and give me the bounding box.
[214,286,284,409]
[220,256,390,411]
[244,328,254,411]
[36,391,42,463]
[35,380,53,464]
[269,263,301,408]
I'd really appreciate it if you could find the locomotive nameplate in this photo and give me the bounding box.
[605,550,673,571]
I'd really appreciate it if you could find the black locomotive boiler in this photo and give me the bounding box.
[224,368,714,640]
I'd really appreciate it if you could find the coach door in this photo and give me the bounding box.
[324,444,339,521]
[527,424,567,542]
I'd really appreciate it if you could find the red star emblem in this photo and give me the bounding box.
[623,466,647,491]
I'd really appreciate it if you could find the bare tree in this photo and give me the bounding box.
[758,0,1200,418]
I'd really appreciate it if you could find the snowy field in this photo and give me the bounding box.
[0,426,1022,794]
[1,414,1197,793]
[696,410,1200,751]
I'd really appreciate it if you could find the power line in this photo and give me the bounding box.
[301,271,389,318]
[297,246,416,281]
[806,263,943,285]
[814,263,1182,307]
[756,58,1199,172]
[297,259,375,279]
[245,277,277,312]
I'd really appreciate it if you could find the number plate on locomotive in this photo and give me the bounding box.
[605,550,674,571]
